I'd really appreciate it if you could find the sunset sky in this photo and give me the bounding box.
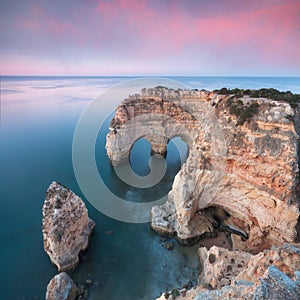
[1,0,299,76]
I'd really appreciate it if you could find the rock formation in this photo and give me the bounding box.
[42,182,95,271]
[106,87,300,253]
[157,243,300,300]
[46,272,77,300]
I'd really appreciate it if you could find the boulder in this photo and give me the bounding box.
[46,272,77,300]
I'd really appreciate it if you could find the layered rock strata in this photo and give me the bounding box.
[42,182,95,271]
[106,87,300,253]
[46,272,77,300]
[157,243,300,300]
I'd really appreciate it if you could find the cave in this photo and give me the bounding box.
[197,206,249,248]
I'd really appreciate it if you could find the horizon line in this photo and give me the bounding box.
[2,75,300,78]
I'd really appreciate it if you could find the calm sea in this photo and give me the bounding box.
[0,76,299,299]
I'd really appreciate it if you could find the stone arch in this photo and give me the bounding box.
[106,87,300,253]
[106,97,199,166]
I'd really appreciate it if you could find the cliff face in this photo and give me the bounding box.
[42,182,95,271]
[106,87,300,253]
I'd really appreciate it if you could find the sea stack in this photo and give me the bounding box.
[42,182,95,271]
[46,272,77,300]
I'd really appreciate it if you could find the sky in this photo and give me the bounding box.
[0,0,299,76]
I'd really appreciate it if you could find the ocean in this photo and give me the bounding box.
[0,76,299,299]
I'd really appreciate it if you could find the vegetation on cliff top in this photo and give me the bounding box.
[214,87,300,108]
[226,98,260,125]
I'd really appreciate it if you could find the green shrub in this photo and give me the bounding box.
[227,99,259,125]
[215,88,300,108]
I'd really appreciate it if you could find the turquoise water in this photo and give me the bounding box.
[0,76,299,299]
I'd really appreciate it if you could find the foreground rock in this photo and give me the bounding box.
[106,87,300,252]
[42,182,95,271]
[198,245,252,289]
[157,243,300,300]
[46,272,77,300]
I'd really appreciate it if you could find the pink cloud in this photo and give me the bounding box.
[18,0,300,55]
[92,0,300,64]
[4,0,300,75]
[20,5,78,41]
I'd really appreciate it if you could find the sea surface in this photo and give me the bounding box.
[0,76,299,300]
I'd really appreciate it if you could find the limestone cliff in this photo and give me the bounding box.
[157,243,300,300]
[106,87,300,253]
[42,182,95,271]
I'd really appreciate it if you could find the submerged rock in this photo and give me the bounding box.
[46,272,77,300]
[42,182,95,271]
[77,284,89,299]
[164,241,174,250]
[85,279,93,286]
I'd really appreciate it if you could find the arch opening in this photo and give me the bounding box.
[105,135,189,205]
[166,136,188,166]
[129,135,189,179]
[129,137,152,177]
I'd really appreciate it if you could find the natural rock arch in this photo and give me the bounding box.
[106,96,200,165]
[106,87,300,253]
[129,134,189,159]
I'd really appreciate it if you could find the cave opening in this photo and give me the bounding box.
[197,206,249,249]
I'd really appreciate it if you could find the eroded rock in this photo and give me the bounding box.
[157,243,300,300]
[46,272,77,300]
[106,87,300,253]
[42,182,95,271]
[198,246,252,289]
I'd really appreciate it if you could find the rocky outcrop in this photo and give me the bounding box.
[46,272,77,300]
[106,87,300,253]
[42,182,95,271]
[157,243,300,300]
[197,246,252,290]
